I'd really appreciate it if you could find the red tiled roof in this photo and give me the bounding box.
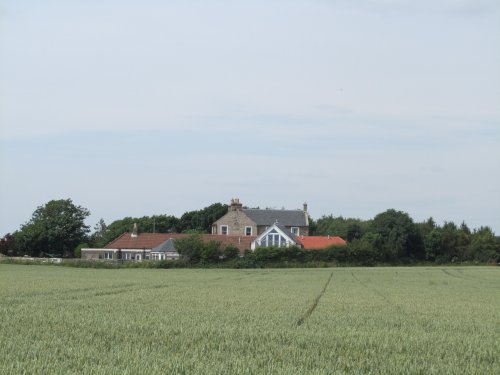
[296,236,347,249]
[105,233,186,249]
[105,232,255,253]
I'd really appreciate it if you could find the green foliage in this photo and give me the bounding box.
[0,233,16,256]
[307,216,317,235]
[222,245,239,260]
[418,222,499,264]
[173,237,237,264]
[424,228,442,261]
[92,203,227,246]
[87,218,107,247]
[348,236,381,265]
[73,243,88,258]
[200,241,222,263]
[14,199,90,257]
[97,215,180,246]
[251,246,304,263]
[370,209,423,260]
[10,199,497,265]
[177,203,228,233]
[464,227,499,262]
[315,215,368,241]
[175,235,205,263]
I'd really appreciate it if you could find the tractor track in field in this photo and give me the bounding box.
[441,268,464,279]
[351,271,390,303]
[296,272,333,326]
[351,271,404,313]
[455,268,495,282]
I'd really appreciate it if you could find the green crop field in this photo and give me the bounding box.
[0,265,498,374]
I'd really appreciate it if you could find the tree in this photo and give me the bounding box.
[424,228,442,261]
[439,222,460,261]
[346,223,363,242]
[88,218,108,247]
[89,203,226,248]
[223,245,239,260]
[370,209,423,260]
[74,242,89,258]
[0,233,16,256]
[14,199,90,257]
[200,241,222,263]
[315,215,367,241]
[96,215,180,246]
[175,235,205,262]
[308,216,317,235]
[349,233,382,265]
[465,226,499,262]
[177,203,228,233]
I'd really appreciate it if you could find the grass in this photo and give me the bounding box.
[0,265,498,374]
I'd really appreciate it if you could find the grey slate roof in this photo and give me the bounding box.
[151,238,177,253]
[243,209,307,227]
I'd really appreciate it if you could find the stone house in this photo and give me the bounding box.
[81,199,346,260]
[212,198,310,237]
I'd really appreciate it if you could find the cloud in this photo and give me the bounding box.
[2,0,499,140]
[0,1,499,235]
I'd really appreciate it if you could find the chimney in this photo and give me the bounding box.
[131,223,138,238]
[303,202,308,212]
[230,198,243,212]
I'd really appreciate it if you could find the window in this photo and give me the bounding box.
[261,232,287,247]
[104,252,113,260]
[245,226,252,236]
[291,227,299,236]
[151,253,165,261]
[221,225,228,235]
[123,252,131,260]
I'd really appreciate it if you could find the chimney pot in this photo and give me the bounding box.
[230,198,243,211]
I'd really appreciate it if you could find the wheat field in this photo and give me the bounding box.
[0,265,498,374]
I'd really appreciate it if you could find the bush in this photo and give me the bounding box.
[223,246,239,260]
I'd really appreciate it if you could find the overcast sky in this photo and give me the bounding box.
[1,0,499,235]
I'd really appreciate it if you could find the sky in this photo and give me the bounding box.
[1,0,499,235]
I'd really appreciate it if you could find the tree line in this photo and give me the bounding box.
[313,210,499,264]
[1,199,499,264]
[0,199,228,258]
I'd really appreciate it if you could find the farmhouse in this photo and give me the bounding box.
[81,199,346,261]
[212,198,309,236]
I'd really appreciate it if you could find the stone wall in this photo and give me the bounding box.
[213,210,257,236]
